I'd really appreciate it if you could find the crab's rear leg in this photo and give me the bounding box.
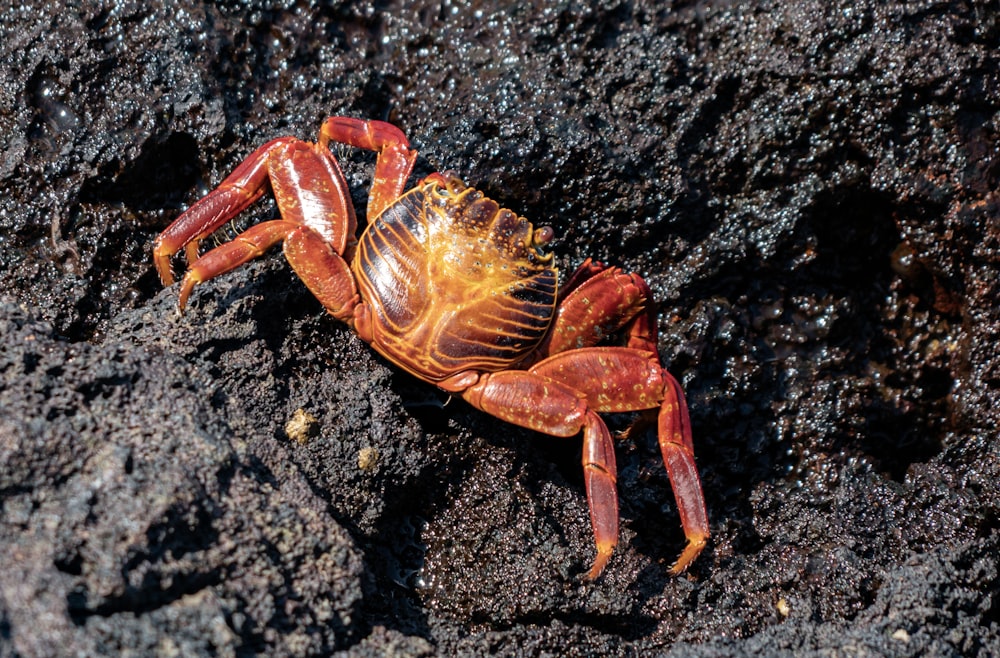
[536,260,670,461]
[319,117,418,219]
[657,370,707,573]
[530,348,709,575]
[154,137,297,285]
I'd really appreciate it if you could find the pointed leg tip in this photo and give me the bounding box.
[584,548,613,582]
[177,273,201,312]
[154,258,175,287]
[668,535,708,575]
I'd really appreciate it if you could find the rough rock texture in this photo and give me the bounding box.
[1,1,998,656]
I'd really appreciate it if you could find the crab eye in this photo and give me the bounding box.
[533,226,554,247]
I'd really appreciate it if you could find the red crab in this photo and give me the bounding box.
[153,117,708,579]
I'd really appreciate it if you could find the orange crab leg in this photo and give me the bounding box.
[534,261,659,359]
[177,219,298,309]
[530,347,709,574]
[459,371,619,580]
[582,413,619,579]
[620,274,659,354]
[266,140,358,257]
[154,137,297,285]
[657,371,708,573]
[282,226,360,323]
[319,117,418,219]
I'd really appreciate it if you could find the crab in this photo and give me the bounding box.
[153,117,708,580]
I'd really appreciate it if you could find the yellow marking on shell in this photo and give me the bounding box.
[421,183,553,308]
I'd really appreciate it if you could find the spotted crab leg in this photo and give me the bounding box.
[319,117,418,220]
[528,347,709,576]
[532,259,659,360]
[656,370,708,573]
[457,370,619,580]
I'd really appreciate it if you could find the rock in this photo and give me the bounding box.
[1,1,997,655]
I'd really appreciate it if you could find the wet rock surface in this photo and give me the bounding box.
[1,1,998,656]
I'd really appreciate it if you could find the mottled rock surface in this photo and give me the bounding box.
[1,1,997,656]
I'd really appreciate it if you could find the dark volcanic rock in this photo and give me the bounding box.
[1,1,998,656]
[0,299,364,655]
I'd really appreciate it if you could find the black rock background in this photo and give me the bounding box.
[1,1,998,656]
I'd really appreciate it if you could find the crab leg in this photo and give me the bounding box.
[282,227,360,323]
[534,261,659,359]
[319,117,418,219]
[555,258,607,301]
[657,371,707,573]
[459,371,620,580]
[157,135,362,313]
[154,137,297,285]
[530,347,709,574]
[176,219,297,310]
[265,140,359,257]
